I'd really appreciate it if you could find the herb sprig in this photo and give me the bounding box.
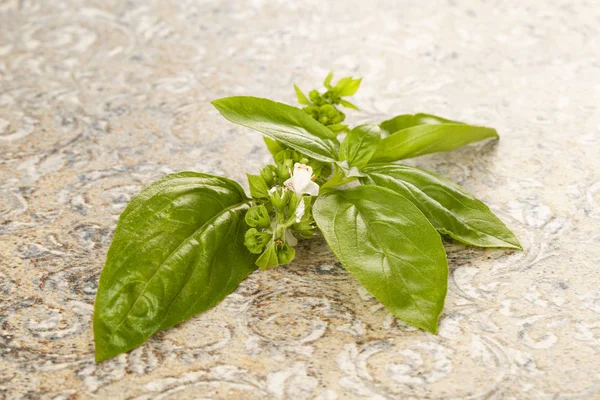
[93,73,521,362]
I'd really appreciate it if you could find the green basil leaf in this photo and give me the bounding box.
[380,113,462,137]
[247,173,269,198]
[339,124,381,169]
[371,114,498,163]
[362,164,522,249]
[294,84,310,105]
[340,99,359,111]
[313,185,448,333]
[324,71,334,89]
[212,96,338,163]
[93,172,256,362]
[336,77,362,96]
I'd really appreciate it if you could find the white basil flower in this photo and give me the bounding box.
[284,163,319,198]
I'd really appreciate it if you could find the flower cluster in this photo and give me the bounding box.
[244,152,325,269]
[243,73,362,269]
[294,72,362,133]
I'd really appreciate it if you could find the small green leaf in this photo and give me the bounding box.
[256,241,279,270]
[212,96,339,163]
[336,77,362,96]
[247,174,269,198]
[276,242,295,265]
[339,124,381,169]
[371,114,498,162]
[323,71,334,89]
[313,185,448,333]
[340,99,359,111]
[362,164,522,249]
[93,172,256,362]
[294,84,310,105]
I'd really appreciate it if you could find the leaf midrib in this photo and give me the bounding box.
[367,168,516,247]
[376,124,495,160]
[104,202,248,346]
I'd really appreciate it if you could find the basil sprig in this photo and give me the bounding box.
[94,73,520,361]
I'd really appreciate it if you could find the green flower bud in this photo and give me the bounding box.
[276,242,295,265]
[245,205,271,228]
[320,104,337,118]
[276,164,291,181]
[330,112,343,124]
[269,186,291,210]
[318,116,329,125]
[303,105,319,119]
[322,90,340,105]
[309,90,323,105]
[275,149,300,165]
[319,104,335,114]
[244,228,271,254]
[260,165,277,187]
[256,241,278,270]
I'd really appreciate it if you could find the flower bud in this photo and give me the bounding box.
[309,90,323,105]
[303,106,319,120]
[320,104,336,118]
[275,149,299,165]
[276,242,295,265]
[244,228,271,254]
[276,164,291,181]
[260,165,277,187]
[245,205,271,228]
[268,186,291,210]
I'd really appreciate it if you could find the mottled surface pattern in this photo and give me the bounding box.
[1,0,600,398]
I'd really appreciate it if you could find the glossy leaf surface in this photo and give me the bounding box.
[362,164,521,249]
[212,96,338,162]
[339,124,381,169]
[94,172,256,362]
[313,185,448,333]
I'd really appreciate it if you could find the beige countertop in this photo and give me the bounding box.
[1,0,599,398]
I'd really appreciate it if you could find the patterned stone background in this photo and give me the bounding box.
[1,0,600,398]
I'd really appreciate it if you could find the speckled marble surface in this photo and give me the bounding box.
[1,0,600,399]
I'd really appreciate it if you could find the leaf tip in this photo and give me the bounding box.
[94,346,111,363]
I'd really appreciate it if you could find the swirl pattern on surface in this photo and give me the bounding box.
[1,0,599,398]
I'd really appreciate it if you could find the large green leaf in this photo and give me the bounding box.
[93,172,257,362]
[313,185,448,333]
[371,113,498,162]
[339,124,381,169]
[362,164,521,249]
[212,96,338,162]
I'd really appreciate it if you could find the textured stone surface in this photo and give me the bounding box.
[1,0,600,398]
